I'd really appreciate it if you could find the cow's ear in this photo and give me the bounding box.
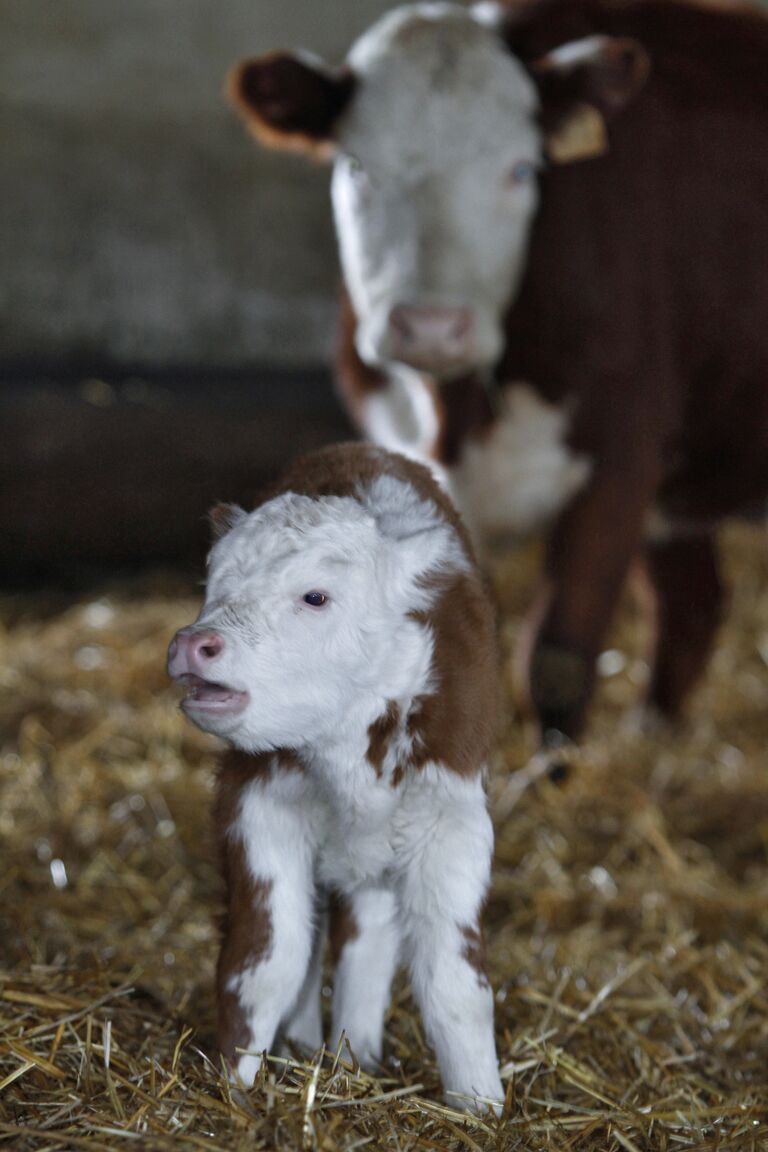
[228,52,355,159]
[532,36,649,164]
[209,503,247,542]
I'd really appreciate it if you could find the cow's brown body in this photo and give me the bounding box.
[336,0,768,738]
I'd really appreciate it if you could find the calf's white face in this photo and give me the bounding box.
[168,481,466,753]
[332,4,541,377]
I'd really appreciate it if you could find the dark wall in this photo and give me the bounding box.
[0,0,392,369]
[0,370,352,582]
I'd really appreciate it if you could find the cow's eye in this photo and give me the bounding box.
[507,160,537,186]
[302,591,328,608]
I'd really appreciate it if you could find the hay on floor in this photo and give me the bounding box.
[1,529,767,1151]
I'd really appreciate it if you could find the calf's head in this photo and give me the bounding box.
[168,481,465,752]
[230,2,647,378]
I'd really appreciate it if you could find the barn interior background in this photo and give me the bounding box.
[1,2,768,1149]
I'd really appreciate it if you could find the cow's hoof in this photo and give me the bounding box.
[529,642,590,740]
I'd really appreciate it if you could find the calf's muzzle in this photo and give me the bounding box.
[167,628,224,680]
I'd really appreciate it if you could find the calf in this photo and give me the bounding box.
[167,443,503,1111]
[229,0,768,741]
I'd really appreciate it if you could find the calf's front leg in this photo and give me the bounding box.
[217,775,316,1084]
[398,772,502,1112]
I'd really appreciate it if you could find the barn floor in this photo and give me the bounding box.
[1,528,767,1151]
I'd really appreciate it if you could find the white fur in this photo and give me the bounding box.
[332,2,542,375]
[451,383,592,540]
[227,769,318,1084]
[331,884,401,1066]
[362,368,444,480]
[356,378,592,544]
[183,469,502,1110]
[227,755,501,1107]
[283,916,325,1052]
[394,767,502,1106]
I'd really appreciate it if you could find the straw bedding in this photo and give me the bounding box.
[1,528,767,1151]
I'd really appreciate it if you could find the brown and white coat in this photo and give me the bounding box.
[168,443,503,1110]
[229,0,768,740]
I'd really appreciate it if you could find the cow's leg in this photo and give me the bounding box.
[525,465,662,741]
[217,778,316,1084]
[398,773,502,1112]
[645,533,723,717]
[330,884,400,1069]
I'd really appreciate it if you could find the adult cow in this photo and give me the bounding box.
[229,0,768,741]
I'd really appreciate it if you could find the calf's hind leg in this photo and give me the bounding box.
[645,533,723,717]
[398,777,502,1111]
[330,885,400,1069]
[282,916,325,1053]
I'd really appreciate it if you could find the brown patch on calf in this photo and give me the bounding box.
[408,569,498,778]
[461,921,490,989]
[329,892,360,967]
[214,748,299,1064]
[209,502,244,542]
[366,700,401,778]
[217,855,274,1065]
[390,762,406,790]
[259,440,477,561]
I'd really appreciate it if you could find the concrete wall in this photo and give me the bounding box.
[0,0,393,368]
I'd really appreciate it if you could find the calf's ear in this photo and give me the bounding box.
[228,52,355,158]
[531,36,649,163]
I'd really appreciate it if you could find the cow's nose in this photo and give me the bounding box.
[388,304,474,367]
[167,628,224,678]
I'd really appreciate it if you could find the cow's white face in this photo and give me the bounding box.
[331,4,541,377]
[230,3,648,381]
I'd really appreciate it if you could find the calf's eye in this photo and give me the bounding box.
[302,591,328,608]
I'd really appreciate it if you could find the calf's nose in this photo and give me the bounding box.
[167,628,224,678]
[388,303,474,367]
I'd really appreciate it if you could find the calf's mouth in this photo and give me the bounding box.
[176,673,249,716]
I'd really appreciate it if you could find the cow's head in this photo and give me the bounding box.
[230,2,648,379]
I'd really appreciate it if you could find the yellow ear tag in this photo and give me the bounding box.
[546,103,608,164]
